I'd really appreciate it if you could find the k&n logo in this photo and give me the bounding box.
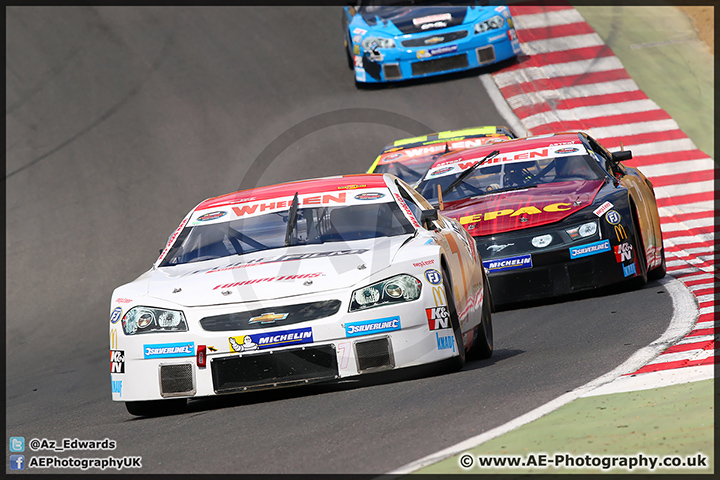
[110,350,125,374]
[426,306,450,330]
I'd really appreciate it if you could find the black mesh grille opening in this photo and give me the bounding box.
[200,300,342,331]
[477,45,496,64]
[356,337,394,373]
[401,30,468,47]
[211,345,338,393]
[566,261,596,290]
[383,63,402,79]
[160,364,194,396]
[490,269,552,300]
[411,54,468,76]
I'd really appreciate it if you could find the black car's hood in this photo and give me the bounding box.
[360,5,468,34]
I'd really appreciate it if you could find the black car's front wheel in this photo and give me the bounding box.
[628,208,649,289]
[648,246,667,281]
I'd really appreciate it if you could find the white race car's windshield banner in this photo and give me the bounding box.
[189,188,394,226]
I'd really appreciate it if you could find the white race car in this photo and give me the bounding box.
[109,174,493,416]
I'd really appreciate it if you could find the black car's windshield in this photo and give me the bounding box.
[417,154,606,203]
[160,201,414,266]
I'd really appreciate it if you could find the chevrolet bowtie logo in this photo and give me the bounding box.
[425,36,444,45]
[248,313,289,324]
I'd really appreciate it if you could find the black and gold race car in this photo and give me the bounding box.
[412,131,666,306]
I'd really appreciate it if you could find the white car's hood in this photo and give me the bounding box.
[143,236,413,307]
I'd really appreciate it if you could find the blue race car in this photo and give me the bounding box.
[342,1,521,85]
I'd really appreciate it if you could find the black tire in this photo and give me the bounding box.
[628,209,648,289]
[648,246,667,281]
[442,273,465,371]
[468,276,493,360]
[125,398,186,417]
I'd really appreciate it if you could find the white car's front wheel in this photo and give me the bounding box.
[443,272,465,371]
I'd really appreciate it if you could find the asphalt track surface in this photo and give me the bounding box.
[6,7,673,474]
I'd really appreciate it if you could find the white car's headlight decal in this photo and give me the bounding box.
[349,274,421,312]
[122,307,188,335]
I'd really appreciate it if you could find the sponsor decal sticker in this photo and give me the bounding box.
[197,211,227,222]
[338,184,366,190]
[393,193,421,228]
[431,166,454,176]
[435,331,455,352]
[354,192,385,200]
[109,329,118,350]
[144,342,195,359]
[111,379,122,397]
[424,268,442,285]
[418,45,457,59]
[614,242,633,263]
[426,306,450,330]
[115,298,133,304]
[110,350,125,374]
[569,240,611,259]
[229,335,259,352]
[614,224,627,242]
[353,27,367,35]
[188,249,369,275]
[483,254,532,272]
[432,286,447,306]
[605,210,622,225]
[413,13,451,26]
[354,55,363,68]
[230,327,314,351]
[488,33,505,42]
[110,307,123,324]
[413,259,435,268]
[623,263,637,277]
[345,316,401,337]
[554,147,579,154]
[593,201,614,217]
[459,203,572,224]
[213,272,322,290]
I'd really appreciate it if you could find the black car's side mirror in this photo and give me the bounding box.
[611,150,632,163]
[420,209,439,230]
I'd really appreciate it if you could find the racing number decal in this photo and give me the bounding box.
[337,342,352,370]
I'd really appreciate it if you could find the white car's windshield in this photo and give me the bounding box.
[160,202,414,266]
[416,155,606,203]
